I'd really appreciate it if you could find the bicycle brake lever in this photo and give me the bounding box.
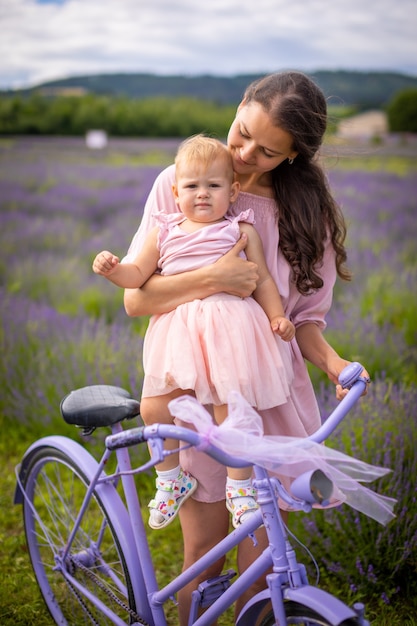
[148,438,165,463]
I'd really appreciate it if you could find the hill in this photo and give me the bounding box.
[3,70,417,109]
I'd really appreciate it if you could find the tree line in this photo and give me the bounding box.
[0,94,237,137]
[0,89,415,136]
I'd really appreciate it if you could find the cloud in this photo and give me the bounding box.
[1,0,416,89]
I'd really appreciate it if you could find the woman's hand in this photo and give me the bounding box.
[326,355,371,401]
[212,233,259,298]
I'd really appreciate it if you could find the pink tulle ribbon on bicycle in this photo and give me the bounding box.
[168,391,396,525]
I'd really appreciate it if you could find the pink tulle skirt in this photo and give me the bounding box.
[142,293,292,409]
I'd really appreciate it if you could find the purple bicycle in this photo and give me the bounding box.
[15,362,390,625]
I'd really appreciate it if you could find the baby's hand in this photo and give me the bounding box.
[271,316,296,341]
[93,250,120,276]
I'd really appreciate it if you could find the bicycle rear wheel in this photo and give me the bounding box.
[21,445,142,625]
[259,601,359,625]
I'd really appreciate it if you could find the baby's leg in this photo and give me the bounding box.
[213,404,258,528]
[140,391,192,472]
[141,390,197,530]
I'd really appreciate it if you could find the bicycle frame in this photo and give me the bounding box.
[15,363,371,626]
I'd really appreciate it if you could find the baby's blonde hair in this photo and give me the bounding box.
[175,134,234,182]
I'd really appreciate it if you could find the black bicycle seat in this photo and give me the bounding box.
[60,385,140,429]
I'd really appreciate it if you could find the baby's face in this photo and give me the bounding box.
[173,159,239,224]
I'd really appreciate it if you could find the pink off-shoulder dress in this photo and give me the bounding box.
[141,209,292,410]
[124,164,338,504]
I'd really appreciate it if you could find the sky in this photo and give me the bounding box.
[1,0,416,90]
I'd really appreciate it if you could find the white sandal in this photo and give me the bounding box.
[225,484,258,529]
[148,470,197,530]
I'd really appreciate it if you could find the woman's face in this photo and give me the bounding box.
[227,101,297,176]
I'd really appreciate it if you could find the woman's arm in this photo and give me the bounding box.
[296,322,370,399]
[296,322,349,382]
[124,233,259,316]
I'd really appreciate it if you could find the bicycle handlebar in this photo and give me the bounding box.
[308,362,368,443]
[105,363,369,469]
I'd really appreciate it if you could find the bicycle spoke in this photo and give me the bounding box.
[21,447,139,625]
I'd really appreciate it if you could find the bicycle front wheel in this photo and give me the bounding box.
[21,445,141,625]
[259,601,359,625]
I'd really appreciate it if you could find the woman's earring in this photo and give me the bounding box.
[288,157,294,165]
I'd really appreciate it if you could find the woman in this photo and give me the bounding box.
[93,135,295,531]
[123,71,369,624]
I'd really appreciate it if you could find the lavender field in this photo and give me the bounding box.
[1,135,417,624]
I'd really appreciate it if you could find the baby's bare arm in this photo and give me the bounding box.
[240,223,295,340]
[93,228,160,289]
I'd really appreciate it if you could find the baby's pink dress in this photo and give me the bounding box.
[141,209,292,410]
[124,164,338,504]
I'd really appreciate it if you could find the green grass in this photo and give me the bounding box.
[1,423,236,625]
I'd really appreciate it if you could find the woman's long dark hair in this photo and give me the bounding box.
[243,72,350,295]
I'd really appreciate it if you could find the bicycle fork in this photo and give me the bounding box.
[253,467,308,625]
